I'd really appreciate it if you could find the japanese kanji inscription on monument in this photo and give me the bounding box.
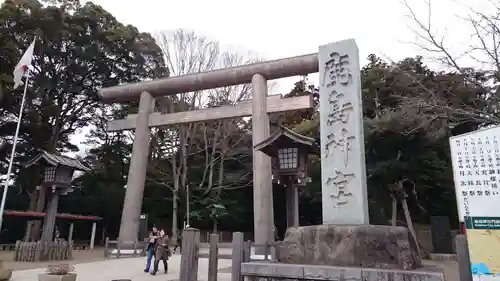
[319,39,369,225]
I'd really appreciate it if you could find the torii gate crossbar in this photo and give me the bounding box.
[98,53,319,250]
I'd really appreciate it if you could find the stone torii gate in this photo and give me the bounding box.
[98,39,370,248]
[98,55,317,248]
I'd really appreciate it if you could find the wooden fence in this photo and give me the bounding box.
[103,238,146,258]
[6,243,94,251]
[198,231,253,243]
[14,241,72,262]
[179,228,281,281]
[0,244,16,251]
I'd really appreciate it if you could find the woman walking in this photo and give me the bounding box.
[150,228,170,276]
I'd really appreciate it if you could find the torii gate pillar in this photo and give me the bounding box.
[252,74,274,246]
[119,91,154,244]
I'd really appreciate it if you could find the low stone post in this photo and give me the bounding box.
[231,232,245,281]
[179,228,200,281]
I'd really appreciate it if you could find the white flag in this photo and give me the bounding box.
[13,39,36,89]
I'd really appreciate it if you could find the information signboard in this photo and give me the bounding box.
[450,126,500,280]
[138,213,148,241]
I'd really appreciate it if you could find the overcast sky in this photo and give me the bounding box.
[92,0,478,64]
[83,0,489,94]
[78,0,493,153]
[1,0,492,154]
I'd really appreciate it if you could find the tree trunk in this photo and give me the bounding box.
[211,157,225,235]
[180,125,190,227]
[169,123,180,242]
[30,188,47,241]
[212,219,218,233]
[23,193,37,241]
[171,187,179,241]
[23,223,32,242]
[27,140,58,241]
[217,157,225,190]
[180,125,188,191]
[391,197,397,226]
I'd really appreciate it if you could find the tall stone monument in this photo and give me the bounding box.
[243,39,440,280]
[319,39,369,225]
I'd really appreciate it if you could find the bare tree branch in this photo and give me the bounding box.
[402,0,463,71]
[148,28,259,236]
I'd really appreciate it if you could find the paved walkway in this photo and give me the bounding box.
[7,249,458,281]
[10,254,232,281]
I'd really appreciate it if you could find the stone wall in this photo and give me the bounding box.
[242,262,445,281]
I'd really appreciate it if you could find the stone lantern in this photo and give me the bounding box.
[254,125,319,228]
[24,150,90,242]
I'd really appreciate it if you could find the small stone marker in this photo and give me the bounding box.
[430,216,453,254]
[319,39,369,225]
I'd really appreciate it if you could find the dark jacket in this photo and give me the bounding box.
[155,235,170,260]
[147,231,158,251]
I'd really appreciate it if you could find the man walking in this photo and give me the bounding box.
[150,228,170,276]
[144,226,158,273]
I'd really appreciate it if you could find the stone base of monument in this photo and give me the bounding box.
[248,224,445,280]
[241,262,445,281]
[109,248,143,256]
[105,241,144,258]
[277,224,421,270]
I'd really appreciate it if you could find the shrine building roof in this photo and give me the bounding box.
[254,124,320,157]
[4,210,102,221]
[23,150,90,171]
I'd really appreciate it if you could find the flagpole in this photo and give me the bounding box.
[0,71,30,232]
